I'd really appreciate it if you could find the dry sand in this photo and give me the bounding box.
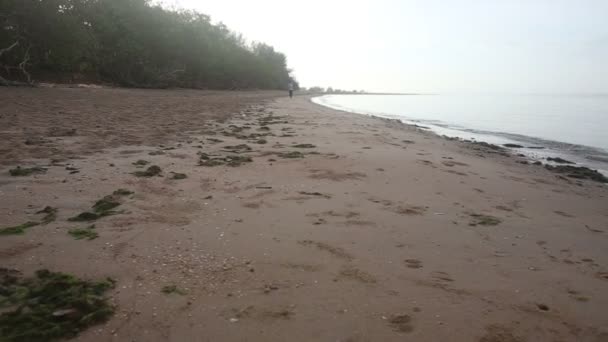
[0,87,607,342]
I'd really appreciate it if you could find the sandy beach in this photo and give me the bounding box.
[1,87,607,341]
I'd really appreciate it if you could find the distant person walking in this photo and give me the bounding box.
[288,82,294,98]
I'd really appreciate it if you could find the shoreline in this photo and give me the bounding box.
[1,89,607,341]
[312,94,608,175]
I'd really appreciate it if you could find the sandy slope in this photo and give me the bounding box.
[1,89,607,342]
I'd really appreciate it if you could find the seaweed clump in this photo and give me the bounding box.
[68,225,98,240]
[469,213,502,226]
[277,151,305,159]
[292,144,316,148]
[171,172,187,180]
[0,222,39,236]
[37,207,58,224]
[133,165,162,177]
[0,269,114,341]
[9,166,47,177]
[545,165,608,183]
[198,153,252,167]
[161,285,186,295]
[68,190,133,222]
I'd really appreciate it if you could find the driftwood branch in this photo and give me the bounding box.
[0,40,19,58]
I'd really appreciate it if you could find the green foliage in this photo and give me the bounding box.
[36,207,58,224]
[0,0,295,88]
[68,189,132,222]
[0,222,39,236]
[68,225,98,240]
[9,166,46,177]
[0,269,114,341]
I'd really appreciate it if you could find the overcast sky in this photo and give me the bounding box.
[159,0,607,94]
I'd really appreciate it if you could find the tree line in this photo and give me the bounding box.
[0,0,297,89]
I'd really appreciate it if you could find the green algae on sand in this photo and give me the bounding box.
[0,269,114,342]
[68,225,98,240]
[0,222,39,236]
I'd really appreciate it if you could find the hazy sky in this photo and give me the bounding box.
[160,0,607,94]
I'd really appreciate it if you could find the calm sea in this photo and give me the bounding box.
[313,94,608,174]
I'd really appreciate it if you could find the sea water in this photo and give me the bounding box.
[313,94,608,174]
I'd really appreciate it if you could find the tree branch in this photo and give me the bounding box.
[0,40,19,58]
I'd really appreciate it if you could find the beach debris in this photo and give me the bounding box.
[298,191,331,199]
[65,166,80,174]
[68,225,98,240]
[536,303,550,311]
[585,225,604,233]
[133,165,162,177]
[292,143,316,148]
[469,213,502,226]
[198,153,252,167]
[0,269,114,341]
[546,157,574,164]
[255,139,267,144]
[148,150,165,156]
[544,165,608,183]
[0,221,39,236]
[258,115,288,125]
[9,166,47,177]
[37,206,58,224]
[503,143,524,148]
[113,189,134,196]
[68,211,110,222]
[223,144,252,153]
[387,314,414,333]
[171,172,188,180]
[161,285,186,295]
[404,259,423,269]
[277,151,305,159]
[132,159,150,167]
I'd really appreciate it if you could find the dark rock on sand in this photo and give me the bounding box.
[547,157,575,164]
[545,165,608,183]
[503,143,524,148]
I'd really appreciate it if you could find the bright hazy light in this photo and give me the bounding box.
[159,0,607,94]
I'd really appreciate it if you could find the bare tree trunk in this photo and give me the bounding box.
[18,46,32,84]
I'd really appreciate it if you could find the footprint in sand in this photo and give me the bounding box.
[431,271,454,283]
[554,210,575,218]
[596,272,608,281]
[309,169,366,181]
[443,169,468,176]
[337,265,377,284]
[442,161,470,167]
[479,324,523,342]
[416,160,436,168]
[298,240,354,261]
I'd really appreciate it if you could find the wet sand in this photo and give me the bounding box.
[1,87,607,341]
